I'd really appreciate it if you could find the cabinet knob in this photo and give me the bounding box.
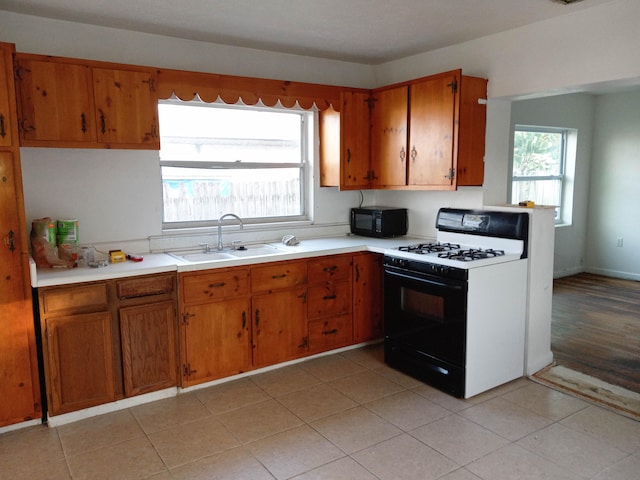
[410,146,417,162]
[400,146,406,162]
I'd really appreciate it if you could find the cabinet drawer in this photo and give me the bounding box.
[308,255,352,284]
[40,283,109,315]
[307,280,352,319]
[251,261,307,292]
[116,273,175,299]
[308,314,353,354]
[181,268,249,304]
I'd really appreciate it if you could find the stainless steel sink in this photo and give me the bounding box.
[168,244,284,263]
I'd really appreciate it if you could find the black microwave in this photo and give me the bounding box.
[350,207,408,238]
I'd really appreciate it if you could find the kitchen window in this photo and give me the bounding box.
[159,99,311,229]
[511,125,576,223]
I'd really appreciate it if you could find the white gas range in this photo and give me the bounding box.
[383,208,530,398]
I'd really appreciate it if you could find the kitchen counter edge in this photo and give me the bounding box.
[31,235,426,288]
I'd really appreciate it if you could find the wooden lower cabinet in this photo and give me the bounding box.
[181,297,251,387]
[252,287,308,368]
[39,273,178,416]
[307,254,353,353]
[45,312,116,415]
[353,252,384,342]
[120,301,178,396]
[179,267,252,387]
[178,254,383,388]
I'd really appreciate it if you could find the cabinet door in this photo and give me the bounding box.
[120,301,178,396]
[92,68,159,148]
[181,297,252,387]
[408,72,459,188]
[15,57,96,144]
[371,85,408,186]
[45,312,115,415]
[341,91,371,189]
[456,76,487,186]
[253,288,307,368]
[0,151,41,426]
[0,45,14,147]
[353,253,384,342]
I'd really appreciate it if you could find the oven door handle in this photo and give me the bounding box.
[385,269,466,290]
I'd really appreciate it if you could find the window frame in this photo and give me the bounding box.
[511,125,569,223]
[158,99,313,230]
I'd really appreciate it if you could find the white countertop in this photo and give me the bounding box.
[31,234,426,287]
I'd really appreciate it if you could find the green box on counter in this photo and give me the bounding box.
[56,219,78,245]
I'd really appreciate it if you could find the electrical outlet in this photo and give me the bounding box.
[616,237,623,247]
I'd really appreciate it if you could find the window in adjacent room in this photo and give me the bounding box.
[158,99,312,229]
[511,125,576,223]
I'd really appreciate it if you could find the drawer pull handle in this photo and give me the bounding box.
[323,294,337,300]
[271,273,287,279]
[209,282,226,288]
[323,265,337,273]
[322,329,338,336]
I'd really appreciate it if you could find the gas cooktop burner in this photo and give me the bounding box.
[438,248,505,262]
[398,242,460,254]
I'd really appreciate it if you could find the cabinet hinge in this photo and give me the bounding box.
[3,230,16,252]
[14,65,26,80]
[447,79,458,94]
[182,312,195,325]
[445,168,456,180]
[142,77,156,92]
[365,96,377,110]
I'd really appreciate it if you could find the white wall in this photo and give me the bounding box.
[510,94,596,278]
[587,90,640,280]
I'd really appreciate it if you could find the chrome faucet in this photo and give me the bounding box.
[217,213,244,250]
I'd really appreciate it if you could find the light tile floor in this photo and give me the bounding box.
[2,344,640,479]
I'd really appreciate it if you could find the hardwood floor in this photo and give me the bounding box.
[552,272,640,393]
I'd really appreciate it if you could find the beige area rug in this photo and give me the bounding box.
[532,364,640,422]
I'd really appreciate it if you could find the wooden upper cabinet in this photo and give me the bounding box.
[340,90,371,189]
[457,76,488,186]
[408,72,458,188]
[14,57,96,145]
[14,53,159,149]
[368,70,487,190]
[319,89,371,190]
[371,85,408,187]
[92,68,159,148]
[0,46,15,148]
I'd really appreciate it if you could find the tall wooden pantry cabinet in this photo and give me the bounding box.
[0,42,41,427]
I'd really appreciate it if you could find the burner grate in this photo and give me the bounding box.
[438,248,505,262]
[398,242,460,254]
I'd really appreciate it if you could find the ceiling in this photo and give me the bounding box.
[0,0,615,64]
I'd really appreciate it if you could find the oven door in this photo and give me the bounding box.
[383,263,468,396]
